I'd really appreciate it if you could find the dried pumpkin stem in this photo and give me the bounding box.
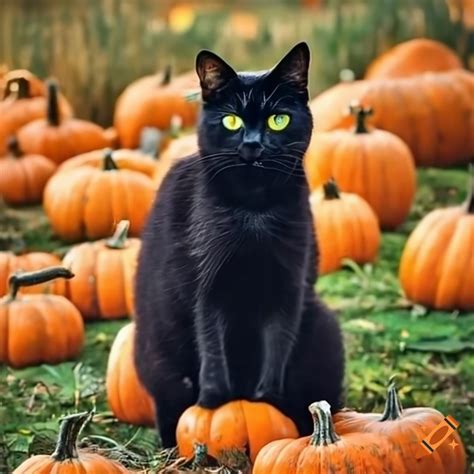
[349,102,373,134]
[162,64,172,86]
[466,164,474,214]
[103,149,119,170]
[309,401,340,446]
[51,411,92,461]
[4,77,30,100]
[46,80,61,126]
[8,266,74,299]
[380,382,403,421]
[106,220,130,249]
[323,178,341,200]
[7,136,23,158]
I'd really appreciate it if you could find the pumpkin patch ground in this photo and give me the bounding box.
[1,167,473,471]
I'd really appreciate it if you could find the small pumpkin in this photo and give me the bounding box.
[310,70,474,167]
[114,67,199,149]
[106,322,155,426]
[0,136,56,205]
[44,150,155,242]
[0,69,45,98]
[253,400,405,474]
[399,172,474,310]
[62,220,140,319]
[0,251,65,296]
[0,267,84,368]
[334,380,466,474]
[305,104,416,230]
[17,80,109,164]
[176,400,298,462]
[309,179,381,274]
[13,411,129,473]
[365,38,463,79]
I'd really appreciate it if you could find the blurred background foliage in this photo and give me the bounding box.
[0,0,472,125]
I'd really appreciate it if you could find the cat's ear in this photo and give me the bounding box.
[268,42,310,93]
[196,50,237,101]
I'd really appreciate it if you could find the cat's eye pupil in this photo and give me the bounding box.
[275,115,284,124]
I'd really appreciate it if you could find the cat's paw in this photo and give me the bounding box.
[197,388,232,409]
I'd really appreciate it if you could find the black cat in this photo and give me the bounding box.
[134,42,345,447]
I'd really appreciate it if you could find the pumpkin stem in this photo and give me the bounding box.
[162,64,172,86]
[466,163,474,214]
[106,220,130,249]
[7,136,23,158]
[4,77,30,100]
[169,114,183,139]
[309,401,341,446]
[51,411,93,461]
[323,178,341,200]
[103,149,119,170]
[139,127,163,158]
[380,381,404,421]
[46,80,61,126]
[349,101,373,134]
[191,443,208,469]
[8,266,74,300]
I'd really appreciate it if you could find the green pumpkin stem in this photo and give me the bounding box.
[51,411,93,461]
[7,136,23,158]
[309,401,341,446]
[323,178,341,200]
[380,380,403,421]
[106,220,130,249]
[162,64,172,86]
[4,77,30,100]
[46,80,60,126]
[191,443,208,469]
[349,102,373,134]
[8,267,74,300]
[466,164,474,214]
[103,149,119,170]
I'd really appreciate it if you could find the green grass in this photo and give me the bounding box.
[0,167,473,472]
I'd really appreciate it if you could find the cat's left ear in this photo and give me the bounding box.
[196,50,237,101]
[268,42,310,94]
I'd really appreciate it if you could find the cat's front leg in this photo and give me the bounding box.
[195,305,233,408]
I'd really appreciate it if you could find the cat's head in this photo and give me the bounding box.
[195,42,313,198]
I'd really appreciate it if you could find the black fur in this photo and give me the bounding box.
[134,42,345,447]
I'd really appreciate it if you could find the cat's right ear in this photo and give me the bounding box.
[196,50,237,101]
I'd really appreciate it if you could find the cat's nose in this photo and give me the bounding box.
[238,142,264,163]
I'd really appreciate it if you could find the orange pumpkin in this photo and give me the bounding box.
[58,147,157,178]
[114,68,199,148]
[310,179,381,274]
[62,220,140,319]
[17,80,109,164]
[106,322,155,426]
[13,411,129,473]
[176,401,298,462]
[0,77,72,155]
[399,173,474,310]
[0,267,84,368]
[334,381,466,474]
[253,400,405,474]
[310,70,474,167]
[305,104,416,230]
[365,38,463,79]
[0,136,56,205]
[0,251,65,296]
[44,150,155,242]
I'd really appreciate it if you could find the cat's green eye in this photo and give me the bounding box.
[222,114,243,131]
[268,114,290,131]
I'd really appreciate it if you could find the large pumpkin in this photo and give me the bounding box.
[17,80,109,164]
[0,251,65,296]
[177,400,298,462]
[253,401,405,474]
[13,411,129,473]
[106,322,155,426]
[334,381,466,474]
[0,77,72,155]
[310,70,474,167]
[0,267,84,368]
[44,150,155,242]
[365,38,463,79]
[399,174,474,310]
[305,104,416,230]
[62,220,140,319]
[114,68,199,148]
[310,179,381,274]
[0,137,56,205]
